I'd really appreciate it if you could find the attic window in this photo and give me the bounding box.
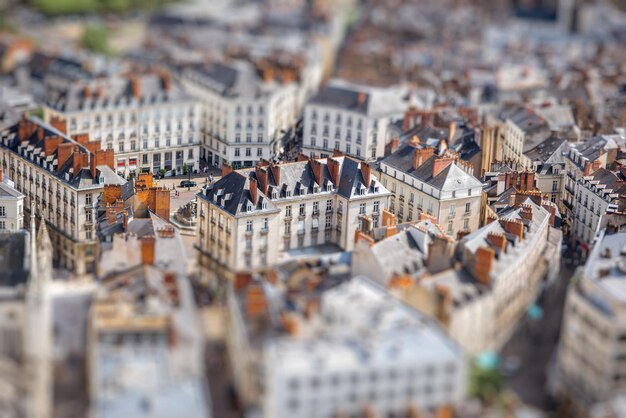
[374,186,379,193]
[246,202,253,212]
[99,175,104,184]
[301,187,306,195]
[286,190,291,198]
[262,201,267,209]
[314,186,319,193]
[271,190,277,199]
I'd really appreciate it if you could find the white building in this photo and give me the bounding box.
[43,73,201,177]
[379,143,483,237]
[0,179,24,230]
[88,224,209,418]
[573,168,625,248]
[556,229,626,410]
[301,81,409,160]
[0,116,125,274]
[197,156,391,272]
[227,274,467,418]
[180,61,300,169]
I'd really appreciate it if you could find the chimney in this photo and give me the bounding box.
[270,163,281,186]
[486,232,507,253]
[448,121,456,143]
[18,118,35,142]
[327,157,340,186]
[304,298,319,319]
[43,135,63,156]
[262,66,274,83]
[385,225,397,237]
[56,143,74,168]
[94,149,115,171]
[542,203,557,226]
[432,158,454,177]
[71,133,90,146]
[103,185,122,204]
[583,160,591,176]
[309,159,323,186]
[474,247,494,285]
[360,162,371,188]
[592,159,601,173]
[297,153,310,162]
[129,76,141,99]
[249,177,258,205]
[83,85,92,99]
[222,163,233,177]
[234,273,252,292]
[37,127,44,141]
[505,171,512,190]
[255,166,269,195]
[160,71,172,91]
[519,205,533,222]
[355,230,375,246]
[50,116,66,134]
[123,209,129,230]
[427,236,453,274]
[525,171,535,191]
[403,106,418,132]
[73,152,89,178]
[382,209,396,227]
[435,284,451,326]
[357,92,366,106]
[413,147,434,170]
[141,236,156,265]
[501,219,524,241]
[280,312,299,335]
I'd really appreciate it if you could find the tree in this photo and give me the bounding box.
[80,25,110,55]
[469,362,504,403]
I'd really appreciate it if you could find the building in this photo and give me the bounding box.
[43,72,201,177]
[379,141,483,237]
[497,105,551,168]
[301,81,408,160]
[572,168,626,249]
[0,219,53,418]
[562,135,622,227]
[196,156,390,272]
[227,273,467,418]
[0,174,24,230]
[88,228,209,418]
[556,228,626,412]
[180,60,300,169]
[0,116,125,274]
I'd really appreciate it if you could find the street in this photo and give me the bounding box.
[500,251,577,411]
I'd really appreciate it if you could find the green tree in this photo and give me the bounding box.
[32,0,98,15]
[469,363,504,403]
[80,25,110,55]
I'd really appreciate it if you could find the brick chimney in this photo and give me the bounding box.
[103,185,122,204]
[360,162,371,188]
[357,92,366,106]
[94,149,114,170]
[37,127,44,141]
[281,312,299,335]
[448,121,456,143]
[432,158,454,177]
[355,230,375,246]
[486,232,507,253]
[427,236,453,274]
[519,205,533,223]
[222,163,233,177]
[129,76,141,99]
[141,236,156,265]
[234,272,253,291]
[592,159,601,173]
[255,166,269,195]
[270,163,281,186]
[18,118,35,142]
[403,106,419,132]
[500,219,524,241]
[327,157,340,186]
[382,209,396,227]
[43,135,63,156]
[50,116,66,134]
[83,85,92,99]
[583,160,591,176]
[309,159,323,186]
[413,147,434,170]
[542,203,557,226]
[160,70,172,91]
[249,177,258,205]
[56,142,74,168]
[474,247,494,285]
[71,133,90,146]
[72,152,89,177]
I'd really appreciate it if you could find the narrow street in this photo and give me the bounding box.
[501,252,578,411]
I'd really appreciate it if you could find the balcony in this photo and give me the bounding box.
[565,185,575,195]
[260,228,268,235]
[297,229,305,236]
[312,210,320,217]
[245,230,253,237]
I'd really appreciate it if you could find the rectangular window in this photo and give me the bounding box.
[0,220,5,229]
[359,203,366,215]
[313,201,319,214]
[263,217,268,230]
[465,202,471,213]
[246,148,251,157]
[235,148,240,157]
[373,201,379,213]
[326,200,333,211]
[286,205,292,217]
[257,148,263,157]
[85,194,92,205]
[299,203,305,216]
[246,220,253,232]
[0,206,5,217]
[463,218,469,230]
[325,214,332,228]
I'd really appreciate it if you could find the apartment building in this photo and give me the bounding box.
[379,142,483,238]
[562,135,621,225]
[196,156,390,272]
[180,60,299,169]
[0,176,24,230]
[572,168,625,249]
[89,231,209,418]
[556,229,626,411]
[301,82,408,160]
[497,105,551,168]
[227,273,466,418]
[43,72,201,177]
[0,116,125,274]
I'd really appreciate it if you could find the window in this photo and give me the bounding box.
[235,134,241,143]
[0,220,5,229]
[286,205,292,217]
[299,203,305,216]
[552,180,558,192]
[257,134,263,143]
[325,214,332,228]
[246,148,251,157]
[257,148,263,157]
[326,200,333,211]
[448,221,453,234]
[0,206,5,217]
[246,220,253,232]
[463,218,469,230]
[235,148,240,157]
[465,202,471,213]
[373,201,379,213]
[85,193,92,206]
[263,218,268,230]
[359,203,366,215]
[313,201,319,214]
[119,143,125,152]
[449,204,456,216]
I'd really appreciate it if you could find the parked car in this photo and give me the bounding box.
[180,180,197,188]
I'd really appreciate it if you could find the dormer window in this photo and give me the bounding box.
[272,190,278,199]
[262,201,267,209]
[300,187,306,195]
[286,190,291,198]
[99,175,104,184]
[247,202,253,212]
[313,186,319,194]
[374,186,379,193]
